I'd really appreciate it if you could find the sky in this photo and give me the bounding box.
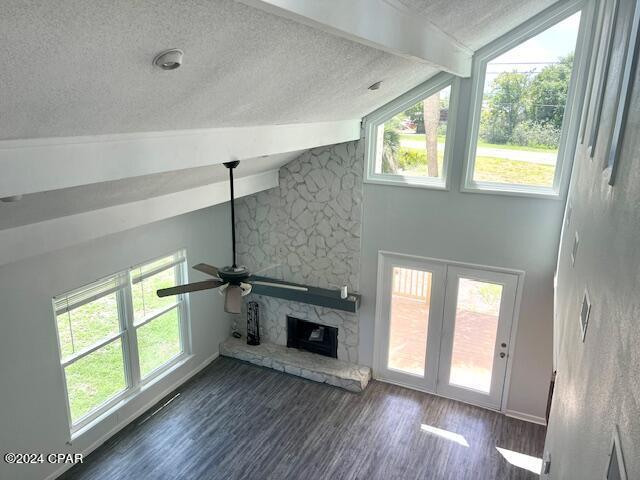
[485,12,582,84]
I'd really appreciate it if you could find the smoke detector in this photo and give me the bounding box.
[153,49,184,70]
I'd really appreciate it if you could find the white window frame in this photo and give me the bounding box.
[52,249,191,435]
[363,72,460,190]
[461,0,595,199]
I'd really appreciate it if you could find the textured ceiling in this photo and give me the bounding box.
[0,151,300,230]
[0,0,439,140]
[0,0,562,233]
[383,0,559,50]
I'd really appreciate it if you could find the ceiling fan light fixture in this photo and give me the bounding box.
[153,49,183,70]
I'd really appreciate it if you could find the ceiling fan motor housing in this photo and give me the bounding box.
[218,266,251,285]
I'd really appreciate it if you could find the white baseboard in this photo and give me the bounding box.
[375,376,547,426]
[504,409,547,426]
[45,352,219,480]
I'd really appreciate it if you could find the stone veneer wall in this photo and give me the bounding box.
[235,141,363,362]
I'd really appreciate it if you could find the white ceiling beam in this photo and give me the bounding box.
[237,0,472,77]
[0,169,278,267]
[0,120,360,198]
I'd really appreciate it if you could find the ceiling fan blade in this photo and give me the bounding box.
[250,280,308,292]
[192,263,220,278]
[157,279,224,297]
[224,285,242,314]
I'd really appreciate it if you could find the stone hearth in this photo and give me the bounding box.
[220,337,371,392]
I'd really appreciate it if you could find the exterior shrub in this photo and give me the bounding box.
[510,120,560,148]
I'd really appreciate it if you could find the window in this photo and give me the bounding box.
[53,250,189,432]
[364,73,458,189]
[463,6,586,196]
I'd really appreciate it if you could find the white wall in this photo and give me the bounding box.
[358,75,564,420]
[0,205,232,480]
[543,2,640,476]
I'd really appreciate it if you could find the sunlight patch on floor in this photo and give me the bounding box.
[496,447,543,474]
[420,424,469,447]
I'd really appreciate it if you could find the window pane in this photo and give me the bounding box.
[132,266,178,324]
[473,13,581,187]
[64,339,126,423]
[388,267,432,376]
[376,86,450,179]
[137,307,182,378]
[449,279,503,393]
[56,293,120,360]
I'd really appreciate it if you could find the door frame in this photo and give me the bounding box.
[373,251,526,413]
[372,254,447,393]
[436,266,519,410]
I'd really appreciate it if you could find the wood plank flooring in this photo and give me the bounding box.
[59,357,546,480]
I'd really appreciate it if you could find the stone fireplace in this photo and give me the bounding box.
[235,141,364,363]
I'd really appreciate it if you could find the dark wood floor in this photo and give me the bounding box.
[60,357,546,480]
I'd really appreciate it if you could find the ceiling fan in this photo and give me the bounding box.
[156,160,307,314]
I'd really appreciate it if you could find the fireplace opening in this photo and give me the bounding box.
[287,316,338,359]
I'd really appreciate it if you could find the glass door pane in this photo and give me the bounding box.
[387,267,432,376]
[449,278,503,393]
[436,266,518,410]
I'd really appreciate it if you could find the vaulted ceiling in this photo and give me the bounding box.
[383,0,557,50]
[2,0,557,141]
[0,0,560,265]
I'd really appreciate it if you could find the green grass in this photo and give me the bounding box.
[59,269,182,423]
[137,308,181,378]
[473,156,555,186]
[394,133,556,186]
[64,340,126,421]
[398,133,556,153]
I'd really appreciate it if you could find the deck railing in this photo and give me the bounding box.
[392,267,431,300]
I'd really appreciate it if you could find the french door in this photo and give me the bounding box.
[374,253,520,411]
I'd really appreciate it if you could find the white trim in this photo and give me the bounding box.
[54,251,192,434]
[376,250,527,277]
[373,254,447,392]
[131,257,185,285]
[133,303,179,329]
[461,0,594,198]
[0,169,278,267]
[0,120,359,198]
[372,250,526,414]
[605,0,640,185]
[499,270,526,413]
[363,73,459,191]
[605,425,628,480]
[45,352,220,480]
[237,0,472,76]
[504,409,547,426]
[436,266,519,410]
[60,332,125,368]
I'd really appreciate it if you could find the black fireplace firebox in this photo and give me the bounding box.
[287,316,338,359]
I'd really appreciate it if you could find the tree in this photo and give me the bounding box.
[423,93,440,177]
[480,71,529,144]
[382,123,400,173]
[403,102,424,133]
[526,53,574,129]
